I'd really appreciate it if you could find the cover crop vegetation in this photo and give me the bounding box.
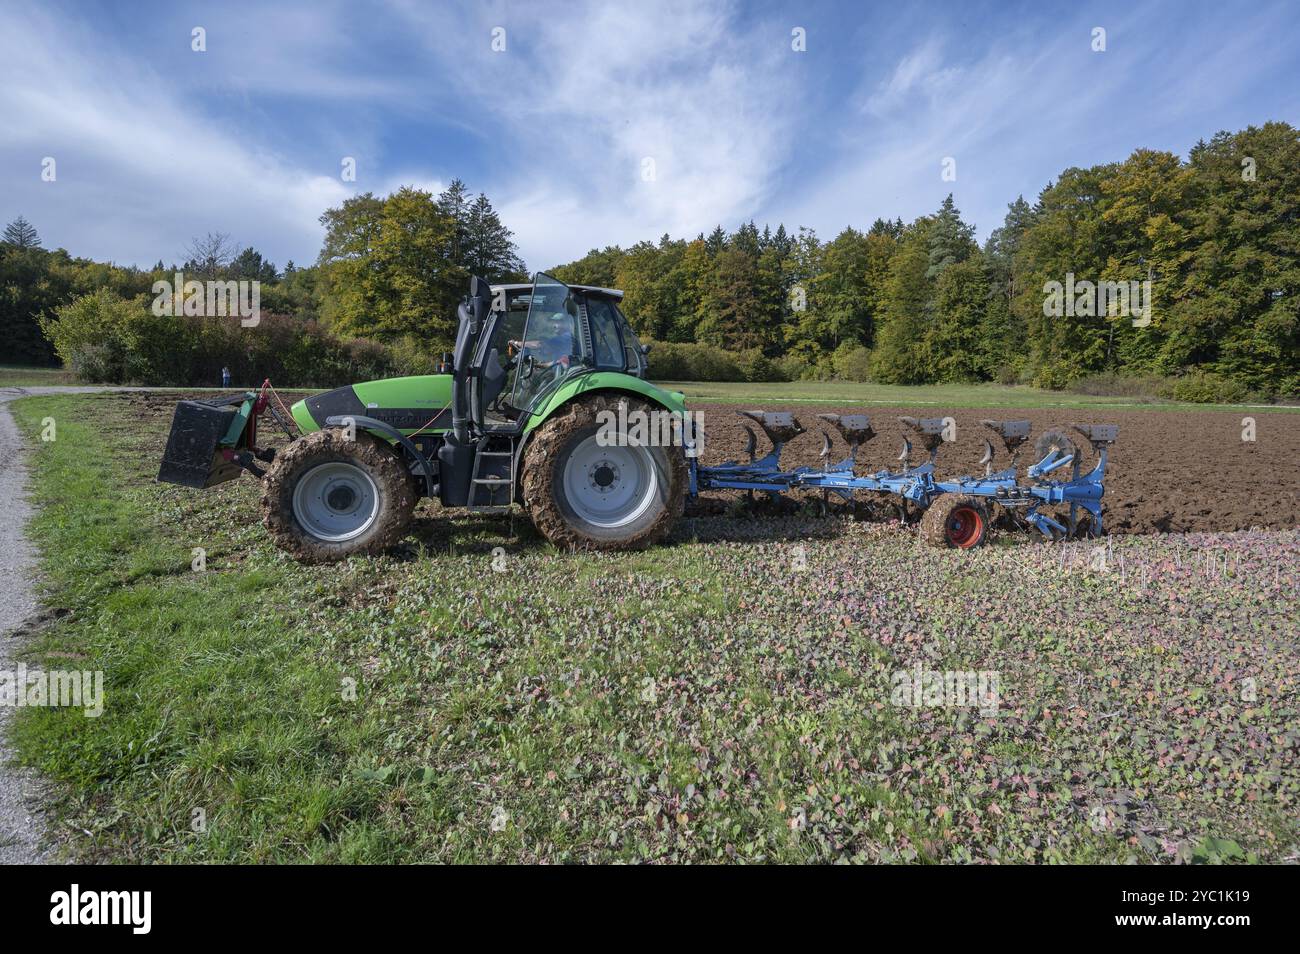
[9,392,1297,863]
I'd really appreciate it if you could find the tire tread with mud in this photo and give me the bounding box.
[920,494,989,549]
[260,429,416,563]
[521,395,686,550]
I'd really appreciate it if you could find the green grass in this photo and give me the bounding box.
[0,364,76,388]
[8,392,1298,863]
[656,379,1300,412]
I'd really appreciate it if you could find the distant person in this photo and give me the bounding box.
[221,366,231,388]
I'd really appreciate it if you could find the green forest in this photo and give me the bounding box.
[5,121,1297,400]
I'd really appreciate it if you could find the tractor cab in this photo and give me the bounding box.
[468,273,647,429]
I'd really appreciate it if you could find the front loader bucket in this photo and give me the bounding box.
[157,395,252,489]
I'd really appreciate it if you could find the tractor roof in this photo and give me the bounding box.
[490,283,624,301]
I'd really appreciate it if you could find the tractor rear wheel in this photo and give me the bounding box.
[260,429,416,563]
[521,395,686,550]
[920,494,989,549]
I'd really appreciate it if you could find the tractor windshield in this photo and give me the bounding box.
[512,273,580,411]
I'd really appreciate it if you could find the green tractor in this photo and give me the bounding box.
[158,273,689,562]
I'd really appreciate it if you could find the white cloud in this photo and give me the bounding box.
[780,2,1298,245]
[862,39,962,117]
[0,5,352,267]
[3,0,1294,278]
[391,0,810,267]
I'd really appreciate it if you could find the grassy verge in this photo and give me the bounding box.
[656,379,1300,412]
[9,392,1298,863]
[0,365,77,388]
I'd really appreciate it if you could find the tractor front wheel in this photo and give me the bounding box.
[521,395,686,550]
[920,494,989,549]
[260,429,416,563]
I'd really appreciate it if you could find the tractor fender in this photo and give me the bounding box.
[323,414,437,498]
[522,375,687,437]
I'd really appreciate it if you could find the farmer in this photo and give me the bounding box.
[509,307,576,369]
[221,365,232,388]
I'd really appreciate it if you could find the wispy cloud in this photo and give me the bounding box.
[0,3,351,267]
[1,0,1296,272]
[861,39,962,117]
[775,1,1300,242]
[391,0,811,265]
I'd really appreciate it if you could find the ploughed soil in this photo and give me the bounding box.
[690,404,1300,536]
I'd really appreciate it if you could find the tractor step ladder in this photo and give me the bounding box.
[467,434,516,512]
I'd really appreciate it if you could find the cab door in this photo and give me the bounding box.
[511,273,582,412]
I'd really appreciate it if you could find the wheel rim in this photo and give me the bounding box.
[561,435,659,529]
[945,506,983,548]
[292,461,380,542]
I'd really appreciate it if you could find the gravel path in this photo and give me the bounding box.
[0,386,115,863]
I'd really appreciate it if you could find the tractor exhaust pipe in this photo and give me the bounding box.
[450,276,494,444]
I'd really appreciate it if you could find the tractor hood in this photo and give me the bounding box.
[291,374,454,435]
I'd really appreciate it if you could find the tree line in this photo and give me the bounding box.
[6,180,527,386]
[5,122,1297,399]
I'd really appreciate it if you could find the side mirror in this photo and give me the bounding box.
[640,343,652,355]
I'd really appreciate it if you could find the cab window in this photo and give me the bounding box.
[513,274,580,411]
[586,297,625,370]
[613,304,645,376]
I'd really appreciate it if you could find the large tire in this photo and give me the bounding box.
[521,395,686,550]
[260,429,415,563]
[920,494,989,549]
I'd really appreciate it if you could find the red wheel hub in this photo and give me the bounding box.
[946,506,983,548]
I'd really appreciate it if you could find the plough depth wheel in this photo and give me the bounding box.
[921,494,989,550]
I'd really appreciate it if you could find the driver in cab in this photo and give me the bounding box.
[509,304,576,369]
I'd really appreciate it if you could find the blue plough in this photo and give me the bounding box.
[688,412,1119,548]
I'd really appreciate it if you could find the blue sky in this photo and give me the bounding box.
[2,0,1297,272]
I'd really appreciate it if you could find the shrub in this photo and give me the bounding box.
[737,349,786,382]
[831,343,872,382]
[643,340,689,380]
[1067,371,1172,400]
[1169,370,1249,404]
[388,336,443,376]
[993,363,1021,386]
[776,353,813,382]
[40,290,436,388]
[40,289,145,384]
[344,337,400,382]
[1031,362,1075,391]
[686,343,745,382]
[644,340,744,382]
